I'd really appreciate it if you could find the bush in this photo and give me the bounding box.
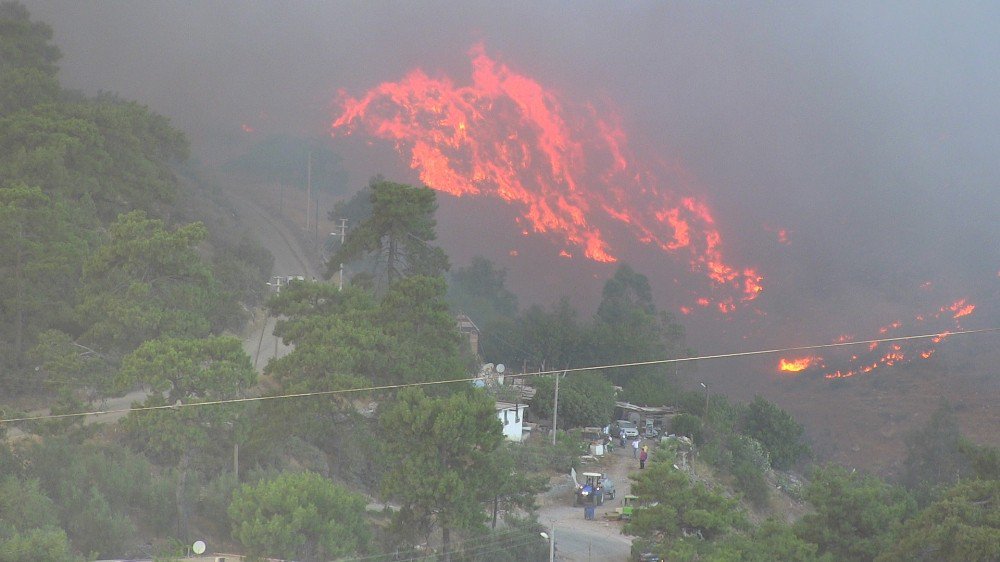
[229,471,372,561]
[671,413,705,444]
[506,431,583,473]
[530,372,615,429]
[733,460,770,509]
[742,396,810,470]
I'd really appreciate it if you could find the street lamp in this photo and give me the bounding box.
[540,526,555,562]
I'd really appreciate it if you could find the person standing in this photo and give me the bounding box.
[639,447,648,469]
[632,438,640,459]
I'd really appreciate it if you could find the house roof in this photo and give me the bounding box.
[615,401,677,415]
[494,401,527,411]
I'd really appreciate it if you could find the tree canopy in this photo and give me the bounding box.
[742,395,811,470]
[328,178,449,285]
[446,255,519,326]
[228,471,371,561]
[530,372,615,429]
[795,465,916,561]
[379,388,507,561]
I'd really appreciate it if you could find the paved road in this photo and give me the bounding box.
[228,181,323,373]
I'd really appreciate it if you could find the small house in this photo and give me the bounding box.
[495,401,528,442]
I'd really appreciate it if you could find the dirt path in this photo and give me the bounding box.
[537,439,651,561]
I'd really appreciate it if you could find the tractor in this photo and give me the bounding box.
[606,494,639,521]
[574,472,611,506]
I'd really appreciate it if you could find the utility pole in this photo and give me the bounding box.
[305,151,312,231]
[333,219,347,292]
[335,218,348,242]
[552,370,560,446]
[540,525,555,562]
[548,525,555,562]
[700,382,709,415]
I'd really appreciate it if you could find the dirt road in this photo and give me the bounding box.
[537,439,649,561]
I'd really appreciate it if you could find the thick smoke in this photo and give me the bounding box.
[25,0,999,354]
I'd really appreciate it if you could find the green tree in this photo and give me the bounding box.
[16,438,174,558]
[590,264,686,386]
[530,372,615,429]
[715,519,830,561]
[0,476,60,532]
[379,388,507,562]
[26,329,108,397]
[0,3,60,74]
[0,101,187,216]
[900,401,969,495]
[77,211,230,355]
[116,335,255,462]
[116,335,254,541]
[671,413,705,444]
[876,479,1000,562]
[228,471,371,561]
[622,372,683,407]
[625,460,746,557]
[376,275,469,384]
[447,256,519,327]
[266,283,382,390]
[742,395,811,470]
[328,178,448,284]
[513,298,588,371]
[795,465,915,561]
[957,439,1000,481]
[0,2,62,114]
[0,527,74,562]
[0,184,90,381]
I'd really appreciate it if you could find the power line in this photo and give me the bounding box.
[1,327,996,426]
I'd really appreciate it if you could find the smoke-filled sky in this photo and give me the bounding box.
[24,1,999,373]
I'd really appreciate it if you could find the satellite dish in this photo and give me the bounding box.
[496,363,505,373]
[192,540,206,555]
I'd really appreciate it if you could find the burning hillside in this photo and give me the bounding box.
[777,298,979,379]
[330,43,762,314]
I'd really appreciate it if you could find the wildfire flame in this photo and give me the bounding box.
[331,43,762,311]
[778,356,823,372]
[819,298,976,380]
[943,298,975,320]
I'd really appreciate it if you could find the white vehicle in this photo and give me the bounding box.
[615,420,639,439]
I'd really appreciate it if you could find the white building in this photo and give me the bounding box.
[495,401,528,442]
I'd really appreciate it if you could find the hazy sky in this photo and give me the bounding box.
[23,1,999,358]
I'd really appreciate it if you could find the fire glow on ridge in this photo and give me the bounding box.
[777,298,977,380]
[331,43,763,312]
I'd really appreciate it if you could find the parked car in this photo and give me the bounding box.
[614,420,640,439]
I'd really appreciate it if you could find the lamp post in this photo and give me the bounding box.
[540,525,555,562]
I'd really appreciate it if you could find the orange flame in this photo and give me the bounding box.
[944,298,975,320]
[779,356,822,372]
[820,297,975,380]
[331,43,762,309]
